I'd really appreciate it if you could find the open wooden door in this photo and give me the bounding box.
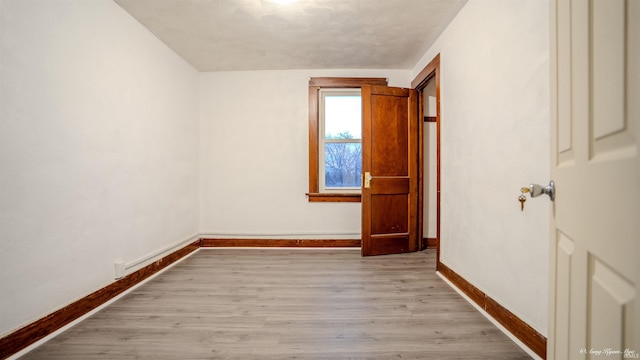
[361,85,418,256]
[548,0,639,358]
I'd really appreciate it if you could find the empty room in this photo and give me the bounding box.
[1,0,637,359]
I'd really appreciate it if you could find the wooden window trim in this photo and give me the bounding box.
[307,77,387,203]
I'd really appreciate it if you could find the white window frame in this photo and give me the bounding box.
[318,88,362,194]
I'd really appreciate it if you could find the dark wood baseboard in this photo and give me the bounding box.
[0,240,201,359]
[419,238,437,251]
[438,261,547,359]
[200,238,361,248]
[2,238,361,358]
[425,237,437,248]
[2,238,544,360]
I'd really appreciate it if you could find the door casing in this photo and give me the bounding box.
[411,54,441,266]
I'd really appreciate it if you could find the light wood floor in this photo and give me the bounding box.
[20,249,531,359]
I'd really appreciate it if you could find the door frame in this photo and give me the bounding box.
[411,54,441,267]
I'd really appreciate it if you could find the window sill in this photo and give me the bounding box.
[306,193,361,203]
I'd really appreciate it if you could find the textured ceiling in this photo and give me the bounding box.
[114,0,467,71]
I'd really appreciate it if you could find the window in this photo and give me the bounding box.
[320,89,362,193]
[307,77,387,202]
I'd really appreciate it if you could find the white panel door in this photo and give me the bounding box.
[549,0,638,359]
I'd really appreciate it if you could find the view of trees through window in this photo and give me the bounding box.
[324,132,362,188]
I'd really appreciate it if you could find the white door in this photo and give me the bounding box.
[548,0,639,359]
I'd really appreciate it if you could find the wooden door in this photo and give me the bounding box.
[361,85,418,256]
[548,0,639,358]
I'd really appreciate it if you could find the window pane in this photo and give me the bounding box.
[324,143,362,188]
[324,95,361,139]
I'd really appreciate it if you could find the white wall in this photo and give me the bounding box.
[199,70,410,238]
[412,0,550,335]
[423,80,438,239]
[0,0,199,336]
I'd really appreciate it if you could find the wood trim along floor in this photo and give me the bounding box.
[419,238,437,251]
[200,238,361,248]
[437,261,547,359]
[0,240,201,359]
[19,249,533,359]
[2,238,544,360]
